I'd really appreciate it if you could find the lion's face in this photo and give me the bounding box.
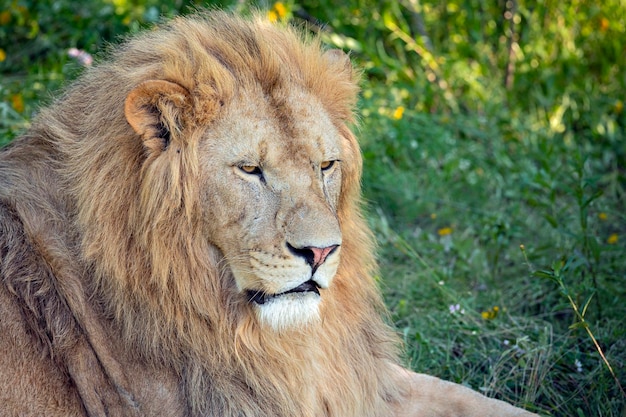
[123,34,357,333]
[198,86,344,331]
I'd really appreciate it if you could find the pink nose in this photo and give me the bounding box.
[287,244,339,271]
[309,245,338,269]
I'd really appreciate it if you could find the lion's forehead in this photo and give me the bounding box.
[207,85,342,165]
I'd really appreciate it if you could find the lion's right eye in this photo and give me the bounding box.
[239,165,263,177]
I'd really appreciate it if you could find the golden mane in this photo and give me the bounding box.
[24,11,399,416]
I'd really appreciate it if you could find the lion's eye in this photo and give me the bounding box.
[320,160,336,171]
[240,165,262,176]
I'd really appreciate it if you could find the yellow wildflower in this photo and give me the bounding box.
[437,227,452,236]
[430,213,437,220]
[392,106,404,120]
[614,100,623,114]
[598,212,608,221]
[481,306,499,320]
[11,94,24,113]
[607,234,618,245]
[268,2,287,22]
[600,17,609,32]
[0,48,5,62]
[273,2,287,19]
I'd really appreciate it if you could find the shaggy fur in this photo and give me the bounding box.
[0,11,537,417]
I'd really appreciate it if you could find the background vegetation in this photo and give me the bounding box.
[1,0,624,415]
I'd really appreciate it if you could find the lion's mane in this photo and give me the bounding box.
[0,12,404,416]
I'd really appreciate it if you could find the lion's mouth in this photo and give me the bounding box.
[247,280,320,305]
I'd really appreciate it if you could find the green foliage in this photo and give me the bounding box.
[0,0,217,143]
[1,0,625,415]
[362,101,625,415]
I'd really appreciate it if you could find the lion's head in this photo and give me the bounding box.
[118,14,362,333]
[37,10,381,354]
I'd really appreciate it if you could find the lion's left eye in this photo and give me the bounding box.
[320,160,336,171]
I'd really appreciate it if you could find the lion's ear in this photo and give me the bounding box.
[323,49,353,81]
[125,80,191,152]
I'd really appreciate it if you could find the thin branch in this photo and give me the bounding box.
[504,0,519,90]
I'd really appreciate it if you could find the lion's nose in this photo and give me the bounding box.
[287,243,339,272]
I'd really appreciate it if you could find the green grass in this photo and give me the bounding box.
[360,85,625,416]
[1,1,625,416]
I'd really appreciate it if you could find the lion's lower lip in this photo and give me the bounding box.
[247,280,320,305]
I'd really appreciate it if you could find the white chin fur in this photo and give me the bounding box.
[254,292,321,332]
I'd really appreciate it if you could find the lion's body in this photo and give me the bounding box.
[0,12,537,417]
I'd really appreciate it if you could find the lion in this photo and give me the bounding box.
[0,11,538,417]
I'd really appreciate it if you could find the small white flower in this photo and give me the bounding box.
[575,359,583,373]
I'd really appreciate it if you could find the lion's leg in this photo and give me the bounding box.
[0,201,142,417]
[0,284,85,417]
[390,364,538,417]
